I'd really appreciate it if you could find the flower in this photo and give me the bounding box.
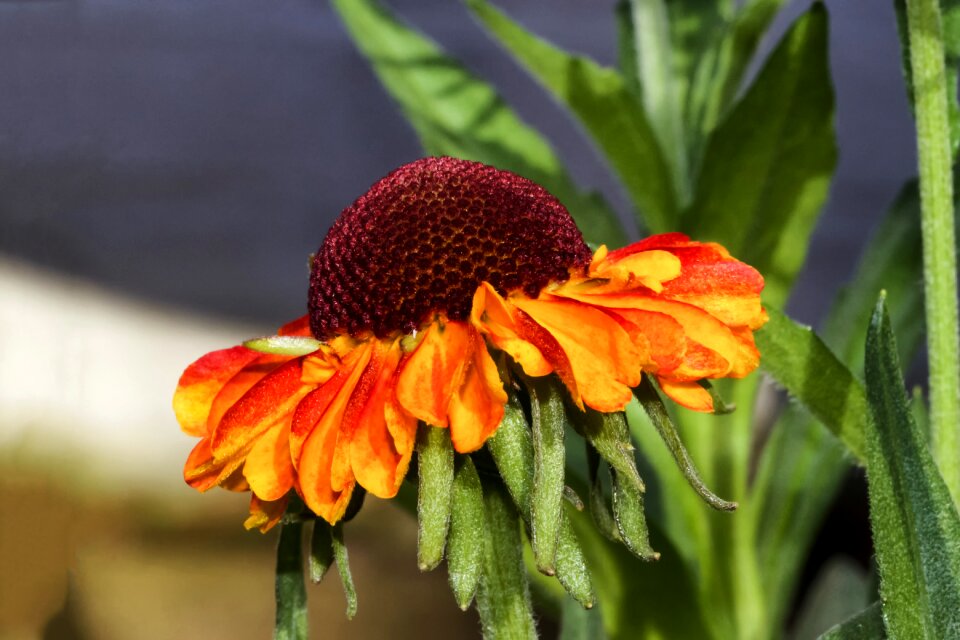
[173,157,767,529]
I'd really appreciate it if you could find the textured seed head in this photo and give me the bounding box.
[308,157,592,339]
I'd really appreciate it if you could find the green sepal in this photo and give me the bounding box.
[476,480,538,639]
[274,520,308,640]
[570,409,644,495]
[448,455,485,610]
[331,523,358,620]
[308,520,334,585]
[635,376,737,511]
[527,376,568,576]
[243,335,321,356]
[416,423,454,571]
[611,468,659,561]
[697,379,736,414]
[586,445,620,543]
[488,395,596,608]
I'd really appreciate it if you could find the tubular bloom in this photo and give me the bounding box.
[173,157,767,530]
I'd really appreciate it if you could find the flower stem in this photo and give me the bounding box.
[905,0,960,504]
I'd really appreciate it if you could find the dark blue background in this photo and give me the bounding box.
[0,0,915,327]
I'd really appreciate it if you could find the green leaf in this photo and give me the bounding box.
[635,377,737,511]
[308,521,333,584]
[894,0,960,156]
[466,0,679,233]
[477,481,538,640]
[448,455,485,610]
[864,295,960,639]
[330,0,626,246]
[274,521,308,640]
[685,0,785,160]
[331,523,358,619]
[560,595,607,640]
[823,180,927,369]
[818,602,886,640]
[244,335,321,357]
[416,424,454,571]
[685,4,836,308]
[792,558,873,640]
[756,306,868,461]
[528,376,568,575]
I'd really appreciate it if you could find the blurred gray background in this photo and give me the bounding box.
[0,0,915,328]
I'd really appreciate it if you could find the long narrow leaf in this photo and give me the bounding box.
[466,0,679,233]
[756,306,868,461]
[864,295,960,639]
[330,0,626,246]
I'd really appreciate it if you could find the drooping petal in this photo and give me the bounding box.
[589,248,682,293]
[243,421,295,502]
[609,308,685,375]
[173,346,262,437]
[183,438,219,491]
[658,378,714,412]
[513,297,641,412]
[211,359,314,463]
[293,341,372,523]
[471,282,553,376]
[347,339,417,498]
[244,494,289,533]
[448,331,507,453]
[396,320,471,427]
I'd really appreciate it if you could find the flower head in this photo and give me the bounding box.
[174,157,767,529]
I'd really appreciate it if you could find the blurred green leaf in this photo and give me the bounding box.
[791,558,873,640]
[330,0,626,246]
[824,180,927,370]
[685,0,786,161]
[416,424,454,571]
[818,602,886,640]
[566,508,712,640]
[274,521,308,640]
[528,376,569,575]
[477,481,538,639]
[864,296,960,639]
[466,0,679,234]
[894,0,960,156]
[685,4,836,308]
[448,456,485,610]
[560,595,607,640]
[756,306,868,461]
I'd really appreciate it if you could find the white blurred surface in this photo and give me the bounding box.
[0,258,261,492]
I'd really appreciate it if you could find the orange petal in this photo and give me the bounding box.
[243,423,295,502]
[183,438,219,491]
[347,340,417,498]
[471,283,552,376]
[173,346,262,437]
[513,297,641,412]
[610,308,684,374]
[658,378,714,413]
[211,359,313,463]
[589,248,682,292]
[244,494,289,533]
[279,315,312,337]
[396,320,471,427]
[448,331,507,453]
[294,341,372,523]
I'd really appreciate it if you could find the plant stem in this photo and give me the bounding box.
[905,0,960,505]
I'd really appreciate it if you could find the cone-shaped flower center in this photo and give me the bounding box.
[309,157,593,339]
